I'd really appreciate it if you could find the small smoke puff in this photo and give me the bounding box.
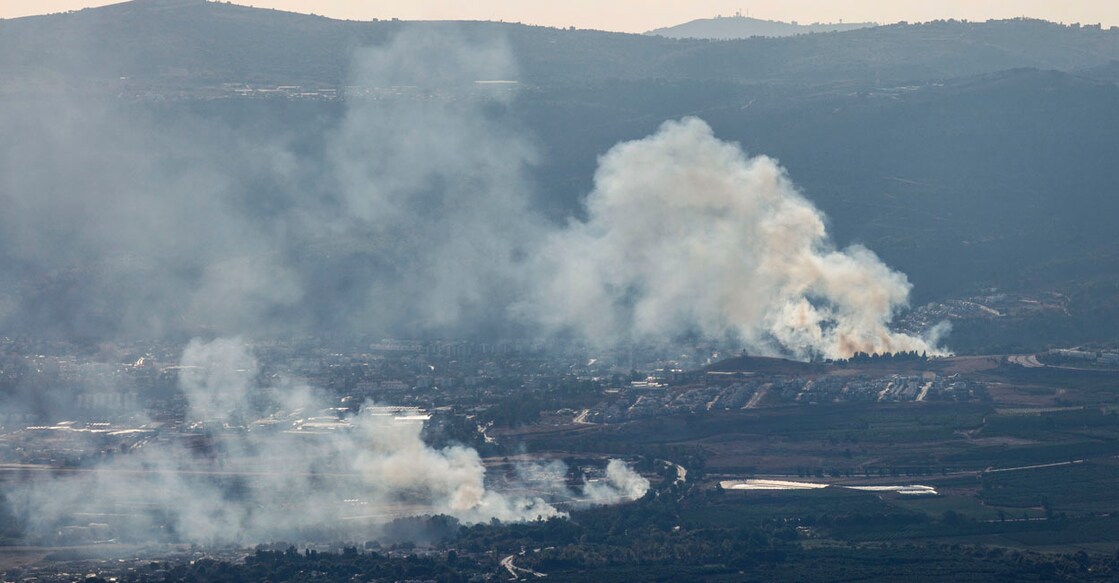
[509,458,650,508]
[179,336,257,423]
[582,459,651,504]
[527,117,945,359]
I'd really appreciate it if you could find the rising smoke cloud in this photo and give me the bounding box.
[527,117,946,360]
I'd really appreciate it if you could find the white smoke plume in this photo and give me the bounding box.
[526,117,947,360]
[11,338,570,544]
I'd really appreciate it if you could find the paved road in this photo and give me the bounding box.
[985,459,1084,473]
[745,384,769,409]
[501,554,546,580]
[1008,354,1044,368]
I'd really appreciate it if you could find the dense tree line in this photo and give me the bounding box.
[836,350,929,364]
[481,377,603,428]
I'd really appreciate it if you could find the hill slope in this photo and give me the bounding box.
[647,15,875,39]
[1,3,1118,89]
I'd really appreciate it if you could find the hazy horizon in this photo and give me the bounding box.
[2,0,1118,33]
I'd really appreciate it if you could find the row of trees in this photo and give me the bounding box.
[838,350,930,364]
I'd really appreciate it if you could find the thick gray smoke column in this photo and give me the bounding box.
[527,118,946,359]
[325,28,543,334]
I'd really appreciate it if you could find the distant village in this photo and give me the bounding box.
[0,331,1008,474]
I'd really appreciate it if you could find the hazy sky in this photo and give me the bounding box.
[3,0,1118,32]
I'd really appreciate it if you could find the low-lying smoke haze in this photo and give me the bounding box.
[11,337,648,543]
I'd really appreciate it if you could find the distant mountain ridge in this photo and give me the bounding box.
[647,14,876,39]
[1,3,1117,90]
